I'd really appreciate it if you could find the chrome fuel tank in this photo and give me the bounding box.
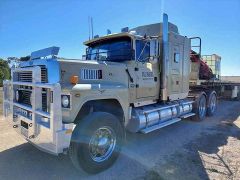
[127,100,192,133]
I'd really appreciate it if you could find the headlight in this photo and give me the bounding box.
[61,95,70,108]
[15,90,20,102]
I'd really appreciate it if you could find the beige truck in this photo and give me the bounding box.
[2,14,238,174]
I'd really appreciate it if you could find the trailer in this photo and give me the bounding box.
[190,48,240,100]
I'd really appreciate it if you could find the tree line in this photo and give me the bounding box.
[0,56,31,86]
[0,58,11,86]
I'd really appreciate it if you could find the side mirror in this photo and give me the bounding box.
[86,47,89,55]
[149,56,158,64]
[149,39,159,64]
[84,47,89,60]
[82,55,86,60]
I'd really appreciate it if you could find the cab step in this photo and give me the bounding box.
[180,113,195,119]
[140,118,181,134]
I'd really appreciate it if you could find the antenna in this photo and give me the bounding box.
[88,16,94,39]
[91,17,94,39]
[88,16,91,40]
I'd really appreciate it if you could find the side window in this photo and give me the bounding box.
[98,44,108,60]
[136,40,150,61]
[90,48,97,60]
[174,53,180,63]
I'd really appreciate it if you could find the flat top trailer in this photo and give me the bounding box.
[191,80,240,100]
[189,51,240,100]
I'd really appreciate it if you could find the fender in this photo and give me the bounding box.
[63,82,130,126]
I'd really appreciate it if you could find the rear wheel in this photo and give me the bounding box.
[69,112,124,174]
[237,91,240,101]
[206,91,217,116]
[192,92,207,121]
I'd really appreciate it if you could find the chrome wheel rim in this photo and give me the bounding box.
[89,126,116,163]
[210,94,217,113]
[199,96,206,118]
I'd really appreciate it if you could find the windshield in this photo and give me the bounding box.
[86,37,133,62]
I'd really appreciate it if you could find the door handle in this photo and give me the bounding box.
[125,69,134,83]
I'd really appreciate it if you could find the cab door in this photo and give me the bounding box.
[135,40,159,99]
[136,62,159,99]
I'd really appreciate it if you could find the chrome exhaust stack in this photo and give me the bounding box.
[161,13,169,101]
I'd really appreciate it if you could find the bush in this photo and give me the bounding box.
[0,59,11,86]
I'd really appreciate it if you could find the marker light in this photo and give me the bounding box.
[70,75,79,84]
[30,92,33,105]
[15,90,20,102]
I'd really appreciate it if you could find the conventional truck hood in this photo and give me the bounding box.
[58,59,129,89]
[19,58,129,89]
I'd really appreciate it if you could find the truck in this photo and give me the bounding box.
[2,14,240,174]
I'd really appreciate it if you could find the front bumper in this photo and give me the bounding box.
[2,66,73,155]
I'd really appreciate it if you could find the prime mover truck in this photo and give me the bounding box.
[2,14,239,173]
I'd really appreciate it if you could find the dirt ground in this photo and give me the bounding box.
[0,87,2,115]
[0,87,240,180]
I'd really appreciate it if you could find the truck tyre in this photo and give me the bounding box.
[192,92,207,121]
[206,91,217,116]
[69,112,124,174]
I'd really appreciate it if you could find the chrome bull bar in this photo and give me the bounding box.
[3,66,73,155]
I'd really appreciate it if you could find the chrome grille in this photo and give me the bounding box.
[18,71,32,82]
[40,66,48,83]
[18,66,48,83]
[80,69,102,80]
[42,91,47,111]
[18,89,48,112]
[17,65,48,112]
[21,90,32,105]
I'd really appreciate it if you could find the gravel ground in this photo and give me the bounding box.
[0,89,240,179]
[0,87,2,115]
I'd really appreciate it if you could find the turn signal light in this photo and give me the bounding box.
[65,129,73,134]
[70,75,79,84]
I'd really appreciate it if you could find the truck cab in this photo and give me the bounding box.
[84,32,159,103]
[83,21,190,103]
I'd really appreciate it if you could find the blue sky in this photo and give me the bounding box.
[0,0,239,75]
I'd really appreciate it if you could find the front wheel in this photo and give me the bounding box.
[69,112,124,174]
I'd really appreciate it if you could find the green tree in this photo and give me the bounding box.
[0,58,11,86]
